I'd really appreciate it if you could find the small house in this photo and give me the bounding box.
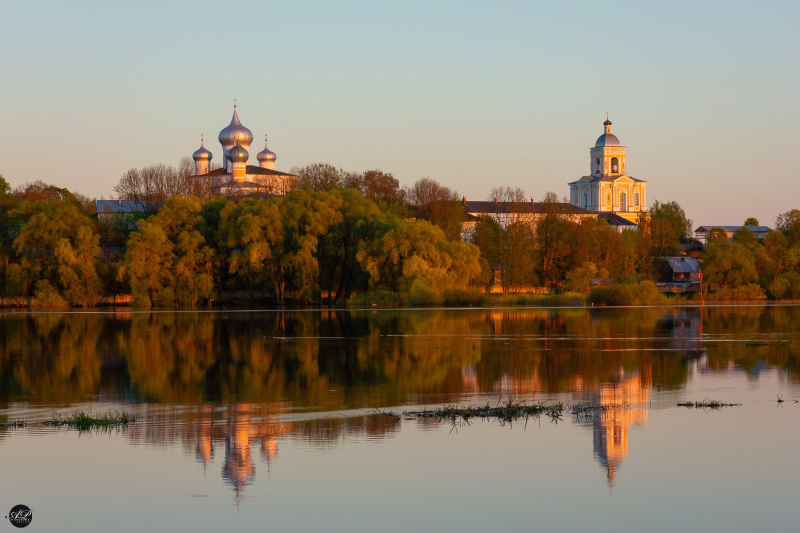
[694,225,771,244]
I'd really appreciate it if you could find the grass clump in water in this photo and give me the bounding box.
[677,399,741,409]
[44,409,134,430]
[405,398,568,423]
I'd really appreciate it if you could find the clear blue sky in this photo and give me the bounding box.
[1,0,798,227]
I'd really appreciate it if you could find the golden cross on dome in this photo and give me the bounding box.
[234,97,237,108]
[606,110,609,120]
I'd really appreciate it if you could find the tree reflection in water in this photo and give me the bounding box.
[1,306,798,495]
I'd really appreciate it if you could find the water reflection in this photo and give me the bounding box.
[1,306,799,496]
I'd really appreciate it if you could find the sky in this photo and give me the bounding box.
[0,0,798,227]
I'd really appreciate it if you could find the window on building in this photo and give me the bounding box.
[634,192,640,207]
[583,193,588,208]
[606,191,611,207]
[620,192,627,211]
[611,157,618,173]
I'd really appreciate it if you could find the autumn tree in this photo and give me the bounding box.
[293,163,344,192]
[535,192,573,282]
[318,189,382,300]
[565,262,608,293]
[343,170,404,206]
[121,196,215,306]
[775,209,800,246]
[113,159,193,212]
[12,200,101,297]
[649,200,692,256]
[703,242,758,289]
[403,177,463,241]
[356,217,482,296]
[54,226,103,306]
[706,227,729,245]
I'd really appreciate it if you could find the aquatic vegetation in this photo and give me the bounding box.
[402,398,622,424]
[43,410,134,430]
[677,399,741,409]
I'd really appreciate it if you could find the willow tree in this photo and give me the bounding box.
[356,217,482,295]
[122,196,215,307]
[12,200,102,304]
[54,226,103,306]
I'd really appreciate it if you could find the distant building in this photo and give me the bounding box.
[694,225,771,244]
[189,103,297,197]
[666,256,701,283]
[568,118,647,224]
[658,256,701,293]
[459,198,636,241]
[95,199,149,220]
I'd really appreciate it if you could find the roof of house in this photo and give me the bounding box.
[463,201,593,215]
[695,225,771,233]
[667,256,700,273]
[597,212,638,227]
[96,199,149,214]
[200,165,296,178]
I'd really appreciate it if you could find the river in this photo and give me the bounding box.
[1,305,798,532]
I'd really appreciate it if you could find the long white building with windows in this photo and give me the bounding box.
[568,118,646,224]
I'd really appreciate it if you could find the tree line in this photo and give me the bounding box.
[0,166,799,307]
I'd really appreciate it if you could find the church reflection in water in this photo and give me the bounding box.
[7,304,792,499]
[128,308,712,497]
[574,372,649,486]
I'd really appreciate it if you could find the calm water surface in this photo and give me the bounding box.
[1,306,799,532]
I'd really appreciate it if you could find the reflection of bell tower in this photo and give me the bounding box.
[195,417,214,474]
[222,414,255,500]
[576,370,649,487]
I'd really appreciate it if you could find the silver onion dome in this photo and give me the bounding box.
[218,105,254,149]
[256,136,276,162]
[192,137,213,161]
[229,139,249,163]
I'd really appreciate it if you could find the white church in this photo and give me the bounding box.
[189,103,296,196]
[567,117,646,224]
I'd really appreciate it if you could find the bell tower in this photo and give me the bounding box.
[590,115,626,177]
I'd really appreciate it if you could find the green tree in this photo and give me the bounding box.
[743,217,759,226]
[220,198,286,302]
[12,200,100,296]
[706,227,729,245]
[356,217,482,295]
[121,221,175,306]
[54,226,102,306]
[319,189,381,300]
[732,227,759,252]
[649,200,693,256]
[281,190,344,302]
[775,209,800,246]
[535,196,573,282]
[565,262,608,294]
[220,190,343,304]
[703,242,758,289]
